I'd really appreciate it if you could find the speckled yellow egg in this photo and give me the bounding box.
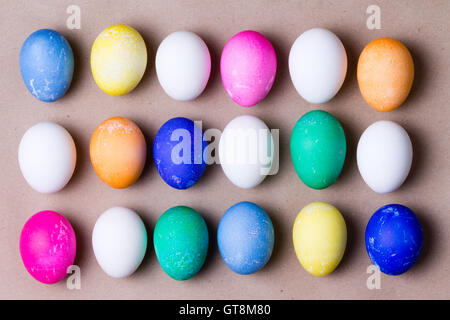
[357,38,414,112]
[90,117,147,188]
[293,202,347,276]
[91,24,147,96]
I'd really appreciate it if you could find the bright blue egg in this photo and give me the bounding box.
[365,204,423,276]
[20,29,74,102]
[217,201,274,275]
[153,117,208,189]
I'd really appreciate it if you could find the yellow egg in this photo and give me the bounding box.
[91,24,147,96]
[293,202,347,276]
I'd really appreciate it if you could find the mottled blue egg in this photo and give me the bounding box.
[153,117,208,189]
[217,201,274,275]
[365,204,423,276]
[20,29,74,102]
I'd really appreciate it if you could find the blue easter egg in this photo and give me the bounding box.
[217,201,274,275]
[20,29,74,102]
[365,204,423,276]
[153,117,208,189]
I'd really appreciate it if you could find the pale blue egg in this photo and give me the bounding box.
[20,29,74,102]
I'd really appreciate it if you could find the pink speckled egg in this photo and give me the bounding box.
[220,30,277,107]
[20,210,76,284]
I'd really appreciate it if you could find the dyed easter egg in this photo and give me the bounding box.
[289,28,347,104]
[219,115,274,189]
[153,117,207,189]
[18,122,76,194]
[20,29,74,102]
[91,24,147,96]
[92,207,147,278]
[153,206,209,280]
[290,110,346,189]
[293,202,347,276]
[156,31,211,101]
[90,117,147,189]
[217,201,274,275]
[20,210,76,284]
[220,30,277,107]
[357,120,412,194]
[365,204,423,275]
[357,38,414,111]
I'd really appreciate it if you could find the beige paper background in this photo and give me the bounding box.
[0,0,449,300]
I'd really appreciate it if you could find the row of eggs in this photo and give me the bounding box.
[18,112,413,195]
[20,26,414,112]
[20,202,423,284]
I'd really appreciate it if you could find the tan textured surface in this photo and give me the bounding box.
[0,0,449,299]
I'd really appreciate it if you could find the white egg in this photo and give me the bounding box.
[289,28,347,104]
[156,31,211,101]
[92,207,147,278]
[357,121,413,194]
[18,122,76,194]
[219,115,274,189]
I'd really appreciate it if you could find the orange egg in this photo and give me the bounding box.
[90,117,147,188]
[357,38,414,112]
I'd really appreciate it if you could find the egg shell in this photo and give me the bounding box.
[90,117,147,189]
[293,202,347,276]
[219,115,274,189]
[18,122,77,194]
[156,31,211,101]
[357,38,414,111]
[365,204,423,275]
[153,117,207,189]
[357,120,412,194]
[289,28,347,104]
[153,206,209,281]
[217,202,274,275]
[20,211,76,284]
[220,30,277,107]
[20,29,74,102]
[92,207,147,278]
[91,24,147,96]
[290,110,346,189]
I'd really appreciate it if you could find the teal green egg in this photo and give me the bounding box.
[153,206,209,280]
[290,110,346,189]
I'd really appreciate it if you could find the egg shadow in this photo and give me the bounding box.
[255,32,291,109]
[65,210,90,269]
[58,122,90,193]
[128,118,156,188]
[195,118,221,185]
[255,117,287,188]
[327,205,361,276]
[404,207,436,275]
[333,115,359,187]
[329,29,360,103]
[256,204,288,273]
[400,39,429,111]
[128,208,155,277]
[396,123,426,192]
[122,24,158,97]
[61,32,86,100]
[194,209,219,279]
[192,30,223,103]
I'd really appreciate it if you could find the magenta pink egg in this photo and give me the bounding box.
[220,30,277,107]
[20,210,76,284]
